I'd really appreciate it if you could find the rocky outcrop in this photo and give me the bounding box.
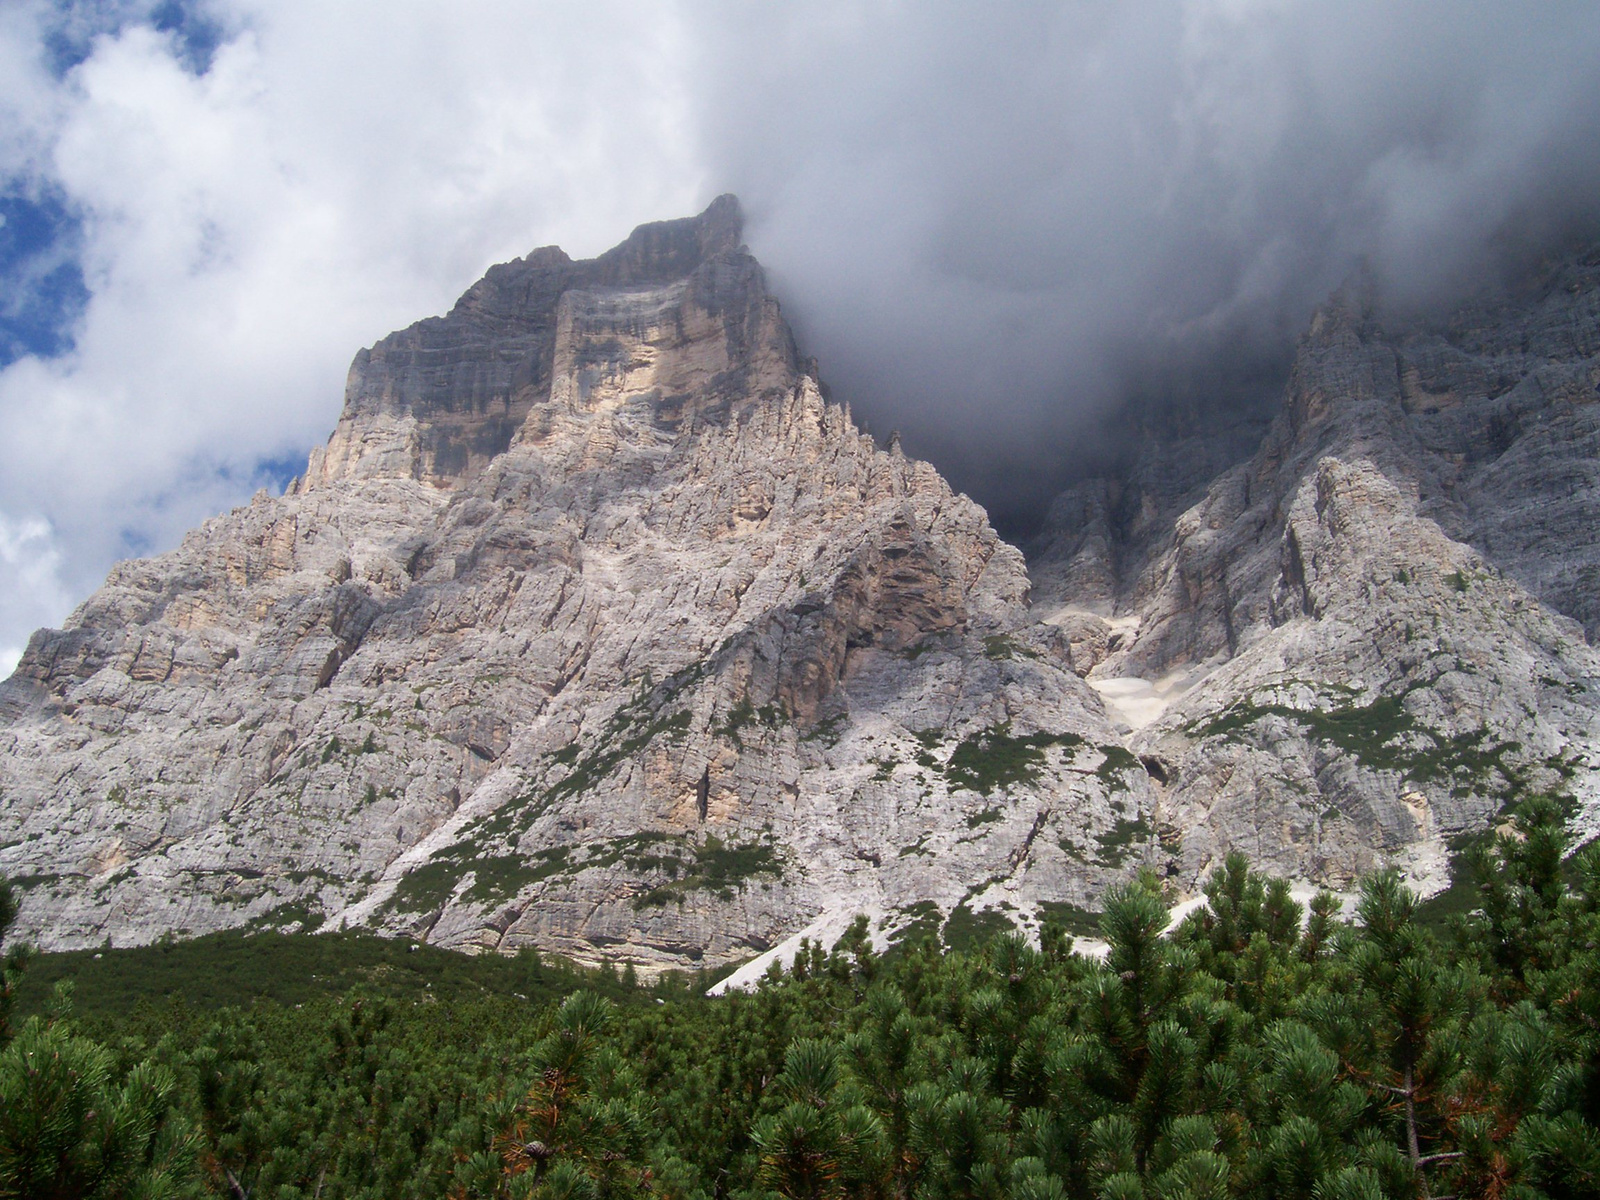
[1032,255,1600,893]
[0,198,1147,968]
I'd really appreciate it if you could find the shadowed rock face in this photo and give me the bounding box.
[1029,255,1600,893]
[1032,252,1600,654]
[3,197,1598,970]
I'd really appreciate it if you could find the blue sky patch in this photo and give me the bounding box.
[253,451,310,496]
[117,526,153,558]
[44,0,226,78]
[0,191,89,367]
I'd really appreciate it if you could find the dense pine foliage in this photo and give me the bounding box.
[4,796,1600,1199]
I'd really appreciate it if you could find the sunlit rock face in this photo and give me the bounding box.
[0,198,1148,968]
[1031,254,1600,896]
[3,198,1598,971]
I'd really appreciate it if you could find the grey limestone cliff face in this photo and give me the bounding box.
[0,198,1148,968]
[1030,253,1600,894]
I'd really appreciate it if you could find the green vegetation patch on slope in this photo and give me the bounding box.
[1096,743,1140,791]
[1095,816,1153,868]
[469,702,696,845]
[943,722,1084,796]
[800,712,847,744]
[1191,689,1531,797]
[10,929,640,1023]
[881,900,944,955]
[541,708,693,809]
[382,826,787,920]
[382,843,580,917]
[632,833,784,909]
[716,697,784,746]
[1036,899,1103,939]
[941,902,1016,952]
[981,633,1039,661]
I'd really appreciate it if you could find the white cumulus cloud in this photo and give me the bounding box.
[0,0,706,668]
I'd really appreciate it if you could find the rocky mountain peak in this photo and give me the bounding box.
[3,203,1599,976]
[1,200,1139,970]
[588,191,745,285]
[302,193,790,489]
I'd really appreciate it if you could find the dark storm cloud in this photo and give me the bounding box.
[688,1,1600,528]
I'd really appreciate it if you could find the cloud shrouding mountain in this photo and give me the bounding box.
[698,2,1600,525]
[2,0,1599,671]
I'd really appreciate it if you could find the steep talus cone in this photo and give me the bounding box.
[0,198,1146,967]
[1032,255,1600,893]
